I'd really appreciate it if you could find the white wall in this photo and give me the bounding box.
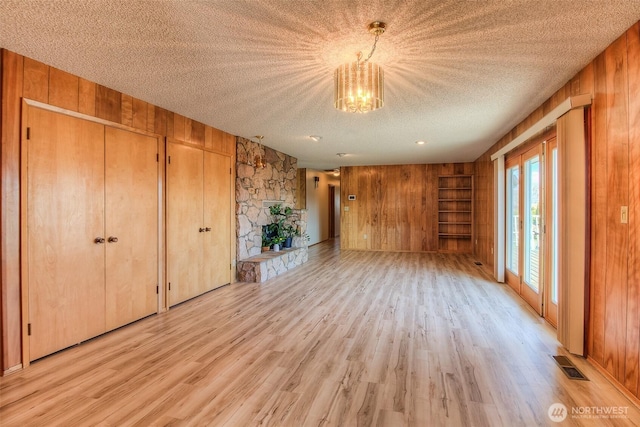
[305,169,340,245]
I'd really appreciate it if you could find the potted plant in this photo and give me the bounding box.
[267,204,294,250]
[282,224,296,248]
[271,235,285,252]
[261,229,272,252]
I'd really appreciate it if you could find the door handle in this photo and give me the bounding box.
[199,227,205,233]
[94,237,105,244]
[205,227,211,232]
[108,236,118,243]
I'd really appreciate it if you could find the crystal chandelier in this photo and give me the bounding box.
[334,21,387,113]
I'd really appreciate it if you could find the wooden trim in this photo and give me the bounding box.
[1,49,24,373]
[166,136,234,158]
[491,94,592,161]
[19,101,30,367]
[24,98,160,139]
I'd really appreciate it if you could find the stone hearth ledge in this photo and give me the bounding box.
[237,247,309,283]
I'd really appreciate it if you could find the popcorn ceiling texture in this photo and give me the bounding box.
[1,1,640,169]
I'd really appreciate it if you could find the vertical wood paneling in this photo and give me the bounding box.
[603,35,629,383]
[184,117,192,142]
[473,21,640,400]
[590,52,608,365]
[146,103,155,134]
[48,67,78,111]
[154,107,167,135]
[1,49,240,372]
[95,85,122,123]
[341,164,473,253]
[22,57,48,102]
[625,23,640,396]
[172,113,185,141]
[132,97,148,131]
[78,78,96,116]
[190,120,205,146]
[224,132,236,156]
[1,49,24,372]
[121,94,133,127]
[166,111,175,138]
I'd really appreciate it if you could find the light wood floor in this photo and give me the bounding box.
[1,240,638,426]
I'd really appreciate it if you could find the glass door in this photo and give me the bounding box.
[505,157,521,291]
[544,137,558,326]
[520,145,543,314]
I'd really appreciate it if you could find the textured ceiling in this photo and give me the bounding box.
[2,1,640,170]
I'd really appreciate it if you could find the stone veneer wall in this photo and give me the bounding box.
[236,136,307,260]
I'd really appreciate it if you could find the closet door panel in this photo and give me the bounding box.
[105,127,159,330]
[26,107,106,361]
[203,151,232,289]
[167,143,204,305]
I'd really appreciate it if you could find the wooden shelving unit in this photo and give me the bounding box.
[438,175,473,253]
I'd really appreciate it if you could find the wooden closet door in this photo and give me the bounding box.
[104,127,159,330]
[26,107,106,361]
[167,143,204,306]
[203,151,232,290]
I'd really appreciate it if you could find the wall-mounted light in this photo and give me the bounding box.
[314,176,320,188]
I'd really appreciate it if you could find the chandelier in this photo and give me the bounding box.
[334,21,387,113]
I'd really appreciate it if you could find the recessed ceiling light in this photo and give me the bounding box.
[415,140,426,145]
[336,153,347,157]
[309,135,322,142]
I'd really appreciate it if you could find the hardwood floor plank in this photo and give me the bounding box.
[2,240,640,426]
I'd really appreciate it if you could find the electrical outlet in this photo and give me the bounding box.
[363,234,367,240]
[344,206,349,212]
[621,206,628,224]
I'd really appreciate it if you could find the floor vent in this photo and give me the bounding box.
[553,355,589,381]
[474,261,482,266]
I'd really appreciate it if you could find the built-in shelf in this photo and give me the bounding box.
[438,175,473,253]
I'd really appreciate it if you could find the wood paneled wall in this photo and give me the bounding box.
[0,49,236,374]
[340,163,473,252]
[473,22,640,400]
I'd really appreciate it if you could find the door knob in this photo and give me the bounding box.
[108,236,118,243]
[94,237,105,244]
[199,227,205,232]
[205,227,211,232]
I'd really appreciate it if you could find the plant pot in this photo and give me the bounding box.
[283,237,292,248]
[272,243,280,252]
[262,246,270,252]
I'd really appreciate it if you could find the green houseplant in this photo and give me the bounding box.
[267,204,293,250]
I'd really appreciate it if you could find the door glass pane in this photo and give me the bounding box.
[524,155,540,291]
[551,148,558,304]
[506,166,519,274]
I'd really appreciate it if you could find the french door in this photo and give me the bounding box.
[505,136,557,324]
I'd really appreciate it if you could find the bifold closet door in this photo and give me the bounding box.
[203,151,232,289]
[26,107,106,361]
[167,143,204,306]
[105,127,158,330]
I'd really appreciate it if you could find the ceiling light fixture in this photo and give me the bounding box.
[334,21,387,113]
[336,153,347,157]
[309,135,322,142]
[415,140,426,145]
